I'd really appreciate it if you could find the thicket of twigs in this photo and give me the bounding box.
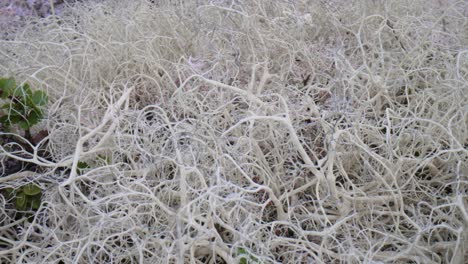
[0,0,467,263]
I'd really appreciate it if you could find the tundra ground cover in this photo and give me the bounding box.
[0,0,467,263]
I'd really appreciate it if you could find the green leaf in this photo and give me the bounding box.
[23,184,42,196]
[15,192,27,210]
[237,248,259,264]
[20,84,33,104]
[77,161,90,169]
[13,86,26,98]
[27,110,42,126]
[0,112,24,125]
[30,197,41,210]
[23,83,32,97]
[18,120,30,130]
[32,90,48,106]
[238,248,248,255]
[11,102,26,114]
[0,77,16,98]
[9,114,23,124]
[238,248,249,264]
[0,115,9,125]
[0,116,11,131]
[76,161,90,174]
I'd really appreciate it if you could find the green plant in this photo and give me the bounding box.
[0,77,48,139]
[4,183,42,211]
[237,248,260,264]
[76,161,91,175]
[75,155,111,175]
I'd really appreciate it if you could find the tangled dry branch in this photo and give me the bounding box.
[0,0,467,263]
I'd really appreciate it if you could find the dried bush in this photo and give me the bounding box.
[0,0,467,263]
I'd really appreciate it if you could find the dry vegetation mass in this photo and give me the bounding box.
[0,0,467,263]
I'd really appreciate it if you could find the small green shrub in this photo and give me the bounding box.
[4,184,42,211]
[0,77,48,134]
[0,77,48,215]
